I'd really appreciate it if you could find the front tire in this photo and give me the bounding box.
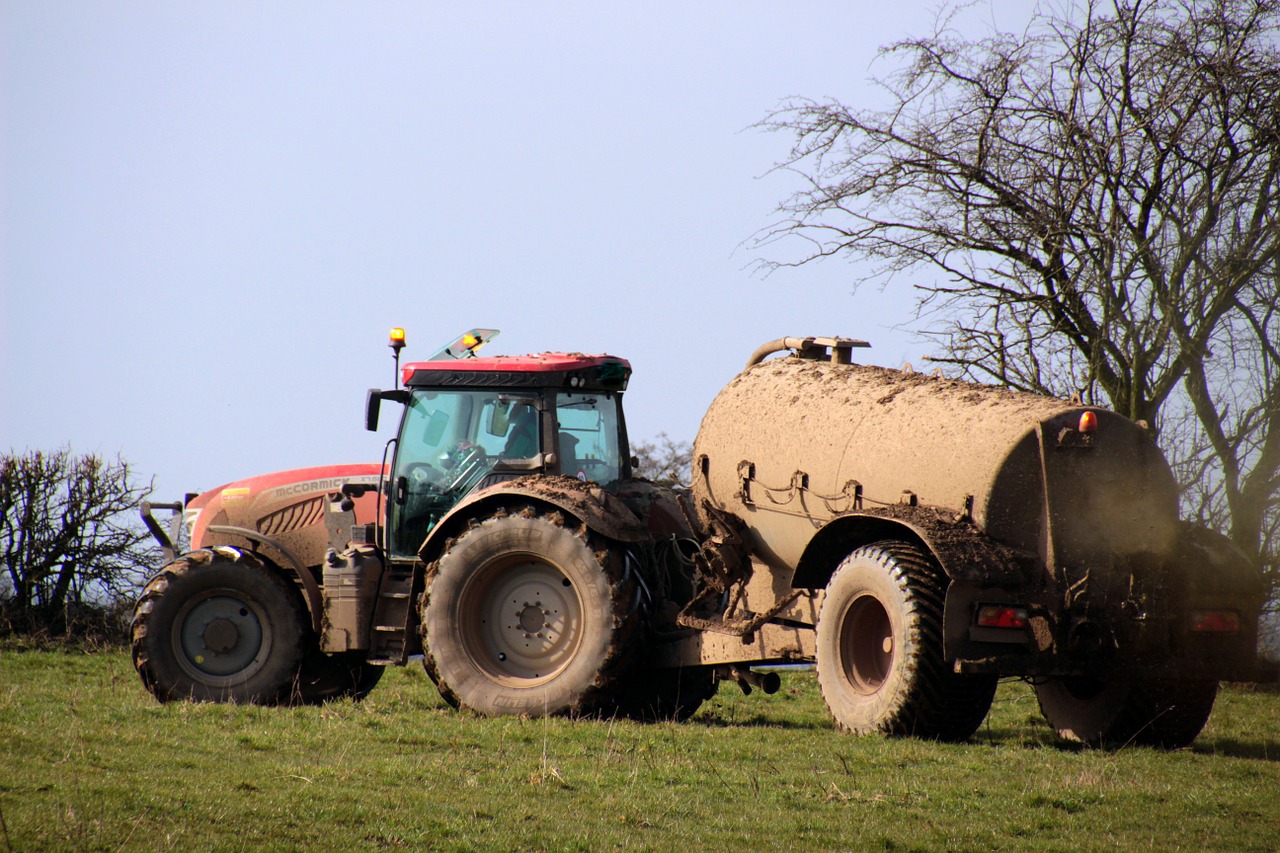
[1035,675,1218,748]
[421,509,640,717]
[816,541,996,740]
[132,548,307,704]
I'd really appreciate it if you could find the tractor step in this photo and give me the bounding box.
[369,566,418,665]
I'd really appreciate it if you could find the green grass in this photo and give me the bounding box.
[1,650,1278,851]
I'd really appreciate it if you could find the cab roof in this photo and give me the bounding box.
[402,353,632,391]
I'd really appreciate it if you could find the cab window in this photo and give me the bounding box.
[555,392,623,486]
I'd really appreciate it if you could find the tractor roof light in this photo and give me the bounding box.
[389,327,408,390]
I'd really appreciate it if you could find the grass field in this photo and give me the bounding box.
[1,648,1278,852]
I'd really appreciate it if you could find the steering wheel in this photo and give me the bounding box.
[403,462,444,490]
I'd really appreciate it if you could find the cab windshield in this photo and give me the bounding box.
[390,390,540,557]
[388,388,627,558]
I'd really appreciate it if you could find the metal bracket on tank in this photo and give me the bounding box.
[737,462,867,515]
[738,461,756,505]
[739,464,812,507]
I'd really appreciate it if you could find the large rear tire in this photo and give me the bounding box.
[1035,675,1218,748]
[421,509,640,717]
[816,541,996,741]
[132,548,308,704]
[611,666,720,722]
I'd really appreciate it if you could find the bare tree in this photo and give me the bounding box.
[632,433,694,488]
[0,448,155,635]
[756,0,1280,582]
[1175,267,1280,576]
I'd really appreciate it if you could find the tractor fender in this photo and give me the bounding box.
[202,525,325,636]
[791,505,1032,591]
[419,474,653,564]
[788,506,1037,664]
[1176,523,1265,601]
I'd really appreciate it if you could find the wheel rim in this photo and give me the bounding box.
[459,554,584,686]
[838,593,894,694]
[172,591,270,685]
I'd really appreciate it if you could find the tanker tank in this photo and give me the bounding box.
[692,341,1181,582]
[684,336,1269,746]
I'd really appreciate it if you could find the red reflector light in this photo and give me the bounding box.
[1079,411,1098,433]
[976,605,1029,630]
[1190,610,1241,633]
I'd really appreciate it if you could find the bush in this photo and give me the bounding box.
[1,447,158,642]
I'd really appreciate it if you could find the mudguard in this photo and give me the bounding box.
[792,504,1033,590]
[418,474,667,564]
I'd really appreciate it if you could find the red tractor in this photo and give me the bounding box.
[133,329,709,717]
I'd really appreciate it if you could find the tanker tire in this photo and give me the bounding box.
[293,650,385,704]
[816,540,996,741]
[610,666,720,722]
[1035,676,1218,748]
[420,509,641,717]
[131,548,307,705]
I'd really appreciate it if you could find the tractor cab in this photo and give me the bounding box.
[368,337,634,559]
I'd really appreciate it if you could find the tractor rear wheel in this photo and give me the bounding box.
[132,548,307,704]
[816,540,996,740]
[611,666,720,722]
[421,509,640,717]
[1035,675,1218,748]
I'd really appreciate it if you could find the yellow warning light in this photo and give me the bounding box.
[1079,411,1098,433]
[462,333,480,349]
[389,327,406,351]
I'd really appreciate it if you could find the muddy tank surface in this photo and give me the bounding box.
[692,352,1180,580]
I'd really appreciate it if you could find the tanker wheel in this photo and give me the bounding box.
[611,666,720,722]
[293,650,385,704]
[816,540,996,741]
[1034,675,1218,748]
[131,548,307,705]
[421,509,640,717]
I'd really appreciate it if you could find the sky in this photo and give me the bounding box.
[2,1,1040,504]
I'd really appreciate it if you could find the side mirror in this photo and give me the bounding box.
[365,389,382,432]
[366,388,410,431]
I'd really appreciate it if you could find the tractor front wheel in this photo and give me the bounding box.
[132,548,307,704]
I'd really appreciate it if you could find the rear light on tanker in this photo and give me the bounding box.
[976,605,1029,630]
[1078,411,1098,433]
[1190,609,1242,634]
